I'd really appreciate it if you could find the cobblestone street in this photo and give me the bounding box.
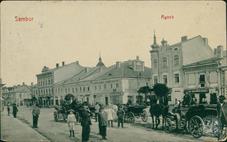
[2,107,217,142]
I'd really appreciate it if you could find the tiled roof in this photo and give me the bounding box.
[183,56,221,68]
[95,61,151,80]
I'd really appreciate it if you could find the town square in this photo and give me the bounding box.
[1,1,226,142]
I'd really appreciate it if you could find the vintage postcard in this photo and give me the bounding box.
[0,1,226,142]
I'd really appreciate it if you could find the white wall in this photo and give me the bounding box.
[182,36,213,65]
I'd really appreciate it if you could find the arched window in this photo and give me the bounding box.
[174,55,179,66]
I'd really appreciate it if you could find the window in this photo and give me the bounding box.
[153,59,158,68]
[72,88,74,93]
[94,86,97,90]
[162,57,167,68]
[163,75,168,84]
[174,73,180,84]
[110,84,113,88]
[116,83,119,88]
[154,76,158,84]
[174,55,179,66]
[199,74,205,87]
[88,87,90,91]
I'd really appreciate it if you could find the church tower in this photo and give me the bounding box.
[96,55,105,67]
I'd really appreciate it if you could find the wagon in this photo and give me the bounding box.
[53,105,67,122]
[123,104,148,123]
[165,93,223,138]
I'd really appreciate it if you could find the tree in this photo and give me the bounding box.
[137,86,153,103]
[153,83,170,105]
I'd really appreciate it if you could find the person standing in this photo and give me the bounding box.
[117,106,125,128]
[7,104,10,116]
[67,109,76,137]
[80,105,92,142]
[106,106,115,127]
[95,103,100,122]
[32,104,40,128]
[12,103,18,118]
[98,106,108,140]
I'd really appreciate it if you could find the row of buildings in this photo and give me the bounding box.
[2,34,227,106]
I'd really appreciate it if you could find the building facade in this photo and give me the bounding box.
[2,82,32,106]
[34,61,85,107]
[150,33,225,104]
[54,56,152,105]
[183,57,221,104]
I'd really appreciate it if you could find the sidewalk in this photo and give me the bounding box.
[1,112,49,142]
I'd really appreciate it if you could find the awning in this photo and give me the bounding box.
[184,88,209,93]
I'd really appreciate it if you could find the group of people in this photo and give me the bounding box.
[67,103,126,142]
[6,103,18,118]
[7,102,40,128]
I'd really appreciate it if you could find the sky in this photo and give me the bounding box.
[1,1,226,86]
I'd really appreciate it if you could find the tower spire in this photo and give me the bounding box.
[99,52,102,62]
[96,53,105,67]
[153,30,157,45]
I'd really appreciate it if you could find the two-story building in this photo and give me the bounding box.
[54,56,152,105]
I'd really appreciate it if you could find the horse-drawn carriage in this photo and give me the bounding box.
[165,94,227,139]
[53,94,96,122]
[123,104,148,123]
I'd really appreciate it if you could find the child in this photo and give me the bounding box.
[67,109,76,137]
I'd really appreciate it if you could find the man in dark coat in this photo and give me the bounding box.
[98,106,108,139]
[80,105,92,142]
[7,103,10,116]
[12,103,18,118]
[32,103,40,128]
[117,106,125,128]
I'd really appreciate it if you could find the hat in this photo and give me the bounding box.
[68,109,74,112]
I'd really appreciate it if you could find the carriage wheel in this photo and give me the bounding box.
[141,110,148,122]
[188,115,204,138]
[203,115,221,137]
[126,112,135,123]
[165,117,176,133]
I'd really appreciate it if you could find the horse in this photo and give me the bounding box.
[149,95,162,129]
[159,95,169,129]
[149,95,169,129]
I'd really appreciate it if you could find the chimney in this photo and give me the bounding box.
[116,62,121,68]
[84,68,88,73]
[136,56,139,60]
[214,45,224,57]
[76,61,79,65]
[62,61,65,66]
[181,36,187,42]
[31,82,34,86]
[203,38,208,45]
[22,82,25,85]
[56,63,59,68]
